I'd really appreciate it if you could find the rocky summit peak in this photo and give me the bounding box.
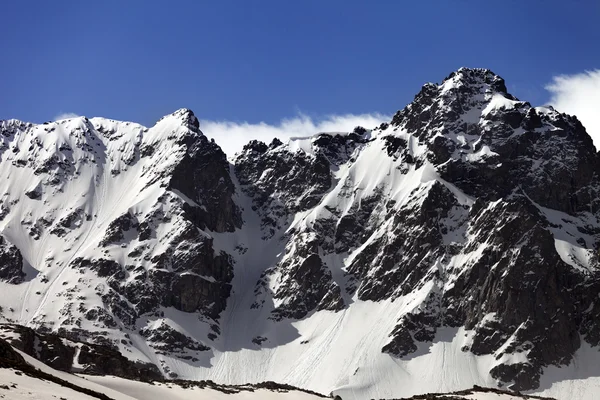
[156,108,200,131]
[387,68,597,215]
[393,70,509,138]
[442,67,509,95]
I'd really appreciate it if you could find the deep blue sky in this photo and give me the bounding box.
[2,0,599,126]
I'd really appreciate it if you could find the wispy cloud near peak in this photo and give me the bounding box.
[200,112,390,157]
[54,112,80,121]
[546,70,600,149]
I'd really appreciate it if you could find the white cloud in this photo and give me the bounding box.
[53,112,79,121]
[200,112,390,157]
[546,70,600,148]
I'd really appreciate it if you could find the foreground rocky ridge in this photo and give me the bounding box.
[0,333,556,399]
[391,385,555,399]
[1,68,600,399]
[0,335,328,400]
[0,323,161,380]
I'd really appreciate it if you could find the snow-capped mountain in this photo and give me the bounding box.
[1,68,600,400]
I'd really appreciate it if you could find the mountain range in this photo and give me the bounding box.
[1,68,599,400]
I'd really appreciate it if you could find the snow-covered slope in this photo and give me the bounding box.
[0,342,549,400]
[0,108,244,376]
[0,337,324,400]
[1,68,600,400]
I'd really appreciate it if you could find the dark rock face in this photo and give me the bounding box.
[168,133,242,233]
[237,133,378,320]
[255,246,345,321]
[25,187,42,199]
[347,181,458,301]
[76,344,162,380]
[377,195,586,389]
[312,132,371,166]
[74,236,233,326]
[452,198,580,356]
[0,324,161,381]
[169,269,231,317]
[140,321,210,357]
[74,258,124,279]
[235,138,333,237]
[0,234,25,284]
[50,208,88,237]
[393,68,599,215]
[99,212,139,246]
[390,385,556,399]
[0,336,25,364]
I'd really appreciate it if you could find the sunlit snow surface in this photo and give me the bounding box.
[0,349,555,400]
[0,349,323,400]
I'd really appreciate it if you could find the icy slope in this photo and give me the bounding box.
[2,68,600,400]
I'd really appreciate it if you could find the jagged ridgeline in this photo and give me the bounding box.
[0,68,599,399]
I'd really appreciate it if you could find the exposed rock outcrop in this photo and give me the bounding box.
[0,234,25,284]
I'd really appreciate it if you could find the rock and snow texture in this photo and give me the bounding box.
[0,337,324,400]
[1,68,600,399]
[394,386,556,399]
[0,109,242,377]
